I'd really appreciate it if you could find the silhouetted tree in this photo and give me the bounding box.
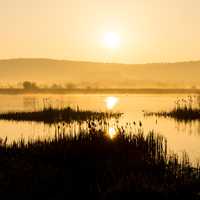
[23,81,38,90]
[65,83,76,90]
[51,83,62,89]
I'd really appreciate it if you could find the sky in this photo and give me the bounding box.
[0,0,200,64]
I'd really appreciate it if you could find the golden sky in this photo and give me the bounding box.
[1,0,200,63]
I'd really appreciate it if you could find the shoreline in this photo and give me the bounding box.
[0,88,199,95]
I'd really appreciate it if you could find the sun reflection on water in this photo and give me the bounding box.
[108,127,116,139]
[105,96,118,110]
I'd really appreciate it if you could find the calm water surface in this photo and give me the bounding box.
[0,94,200,162]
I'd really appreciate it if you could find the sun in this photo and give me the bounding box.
[103,32,120,49]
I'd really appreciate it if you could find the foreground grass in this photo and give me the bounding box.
[0,106,122,123]
[0,126,199,199]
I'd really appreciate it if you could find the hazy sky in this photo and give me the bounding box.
[1,0,200,63]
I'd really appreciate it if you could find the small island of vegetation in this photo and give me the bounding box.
[0,106,122,123]
[145,96,200,121]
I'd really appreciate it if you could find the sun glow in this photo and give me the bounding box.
[105,96,118,110]
[108,127,116,139]
[103,32,120,49]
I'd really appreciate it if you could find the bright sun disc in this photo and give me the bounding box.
[103,32,120,49]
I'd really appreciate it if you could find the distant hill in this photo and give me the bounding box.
[0,58,200,88]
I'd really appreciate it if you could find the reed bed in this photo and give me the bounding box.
[145,95,200,121]
[0,106,122,123]
[0,123,199,199]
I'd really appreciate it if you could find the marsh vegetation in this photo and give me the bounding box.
[0,96,199,198]
[145,95,200,121]
[0,122,199,199]
[0,106,122,123]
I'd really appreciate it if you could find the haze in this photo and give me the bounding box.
[0,59,200,89]
[1,0,200,63]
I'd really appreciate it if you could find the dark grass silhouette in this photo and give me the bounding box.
[145,95,200,122]
[0,106,122,123]
[0,123,199,199]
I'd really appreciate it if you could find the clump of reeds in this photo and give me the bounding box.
[145,95,200,121]
[0,106,122,123]
[0,122,199,198]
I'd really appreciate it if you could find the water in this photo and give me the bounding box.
[0,93,200,162]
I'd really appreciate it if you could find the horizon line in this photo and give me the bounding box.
[0,57,200,66]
